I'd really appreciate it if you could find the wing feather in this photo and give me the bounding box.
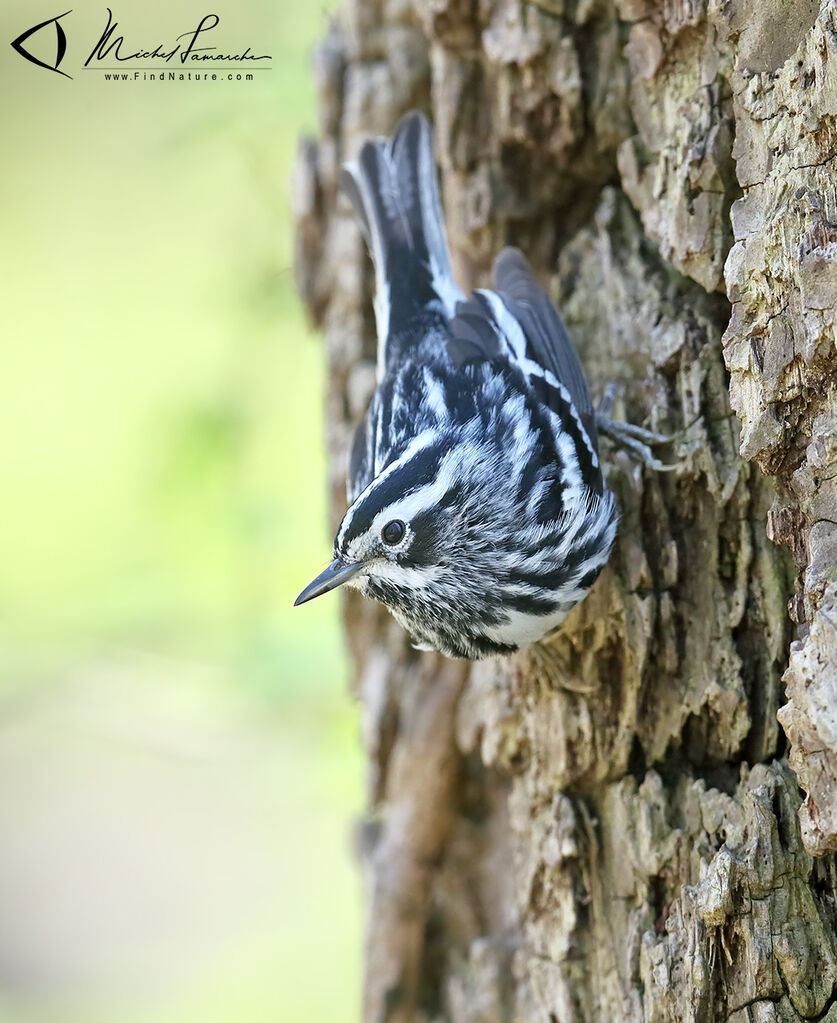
[492,247,594,426]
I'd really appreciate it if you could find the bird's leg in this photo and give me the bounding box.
[595,384,681,472]
[597,380,618,419]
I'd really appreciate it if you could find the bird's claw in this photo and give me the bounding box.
[595,413,681,472]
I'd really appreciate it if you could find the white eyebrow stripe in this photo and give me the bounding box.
[369,448,459,533]
[337,428,441,549]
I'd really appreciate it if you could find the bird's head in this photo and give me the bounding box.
[294,428,510,622]
[294,415,615,658]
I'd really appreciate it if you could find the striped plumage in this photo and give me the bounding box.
[295,111,618,659]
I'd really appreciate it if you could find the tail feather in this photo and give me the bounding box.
[341,112,463,365]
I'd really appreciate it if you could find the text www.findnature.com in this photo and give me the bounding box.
[103,72,256,81]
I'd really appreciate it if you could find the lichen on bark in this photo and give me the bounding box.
[293,0,837,1019]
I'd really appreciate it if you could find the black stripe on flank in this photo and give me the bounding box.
[560,533,610,578]
[515,456,544,511]
[506,564,572,593]
[508,384,566,520]
[508,556,602,595]
[500,589,560,616]
[535,472,567,526]
[529,373,602,495]
[461,634,517,658]
[576,564,603,590]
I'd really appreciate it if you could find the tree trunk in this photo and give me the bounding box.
[293,1,837,1019]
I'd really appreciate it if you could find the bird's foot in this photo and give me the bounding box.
[596,384,681,472]
[596,415,680,472]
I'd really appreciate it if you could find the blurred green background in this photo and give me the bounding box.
[0,1,362,1021]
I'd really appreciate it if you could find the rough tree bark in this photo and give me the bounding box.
[293,1,837,1019]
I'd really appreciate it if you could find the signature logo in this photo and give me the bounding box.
[84,10,269,67]
[10,9,271,79]
[10,10,73,79]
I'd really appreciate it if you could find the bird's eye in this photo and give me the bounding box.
[382,519,406,546]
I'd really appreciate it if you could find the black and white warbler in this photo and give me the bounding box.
[296,112,668,659]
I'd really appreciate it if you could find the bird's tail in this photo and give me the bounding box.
[341,112,463,365]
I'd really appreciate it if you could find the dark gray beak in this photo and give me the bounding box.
[294,557,363,607]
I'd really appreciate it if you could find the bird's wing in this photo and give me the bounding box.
[447,248,598,452]
[491,247,594,426]
[445,298,505,366]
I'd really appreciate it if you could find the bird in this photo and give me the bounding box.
[294,111,670,660]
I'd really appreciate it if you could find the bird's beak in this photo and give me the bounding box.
[294,557,363,607]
